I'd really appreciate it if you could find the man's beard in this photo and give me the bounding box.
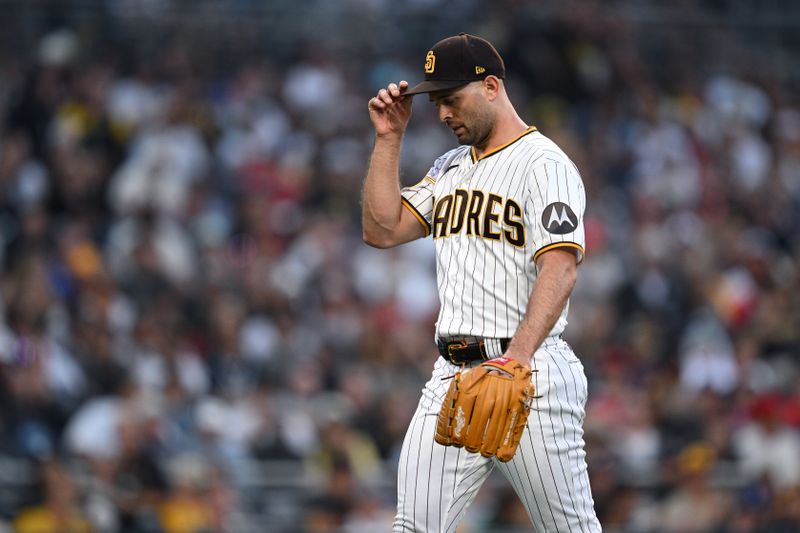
[453,110,493,148]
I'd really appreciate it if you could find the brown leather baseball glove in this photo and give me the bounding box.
[435,357,534,462]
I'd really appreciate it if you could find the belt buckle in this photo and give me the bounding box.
[447,339,468,364]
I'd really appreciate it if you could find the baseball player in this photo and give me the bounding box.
[363,33,601,532]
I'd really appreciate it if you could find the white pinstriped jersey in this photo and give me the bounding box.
[401,127,586,340]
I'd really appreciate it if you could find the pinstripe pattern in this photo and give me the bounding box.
[394,130,599,531]
[395,339,601,532]
[401,132,586,340]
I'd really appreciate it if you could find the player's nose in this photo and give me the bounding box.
[438,105,452,123]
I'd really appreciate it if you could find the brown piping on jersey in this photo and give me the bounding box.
[470,126,538,163]
[532,241,585,264]
[402,197,432,236]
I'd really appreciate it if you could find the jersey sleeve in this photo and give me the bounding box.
[525,159,586,263]
[400,175,434,237]
[400,148,460,237]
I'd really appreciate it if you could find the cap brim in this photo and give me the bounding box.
[403,79,470,96]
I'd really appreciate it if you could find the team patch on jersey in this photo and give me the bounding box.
[541,202,578,234]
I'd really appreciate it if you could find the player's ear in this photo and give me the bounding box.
[482,76,501,101]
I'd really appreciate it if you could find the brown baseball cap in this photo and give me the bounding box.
[404,33,506,96]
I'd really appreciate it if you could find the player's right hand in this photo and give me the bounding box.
[368,81,413,138]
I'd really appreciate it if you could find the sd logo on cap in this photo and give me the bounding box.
[405,32,506,95]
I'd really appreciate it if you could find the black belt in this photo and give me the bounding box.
[437,338,511,365]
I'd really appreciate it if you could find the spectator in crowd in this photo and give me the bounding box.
[12,460,92,533]
[0,1,798,530]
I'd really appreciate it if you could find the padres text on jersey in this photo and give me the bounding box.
[431,189,525,246]
[401,127,586,340]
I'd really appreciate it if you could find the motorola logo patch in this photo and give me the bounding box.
[541,202,578,234]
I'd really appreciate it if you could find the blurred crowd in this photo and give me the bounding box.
[0,0,799,532]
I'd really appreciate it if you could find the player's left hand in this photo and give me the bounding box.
[501,352,532,366]
[435,356,534,462]
[487,352,531,375]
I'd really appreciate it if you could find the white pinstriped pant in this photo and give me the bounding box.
[393,337,601,532]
